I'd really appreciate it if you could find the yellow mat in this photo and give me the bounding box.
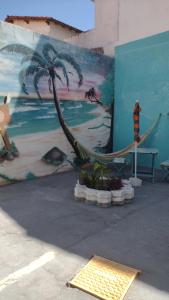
[68,255,140,300]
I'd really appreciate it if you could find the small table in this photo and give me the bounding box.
[129,148,158,183]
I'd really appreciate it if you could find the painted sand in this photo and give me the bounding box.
[0,104,110,184]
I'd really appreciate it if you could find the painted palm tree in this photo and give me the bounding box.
[0,43,85,160]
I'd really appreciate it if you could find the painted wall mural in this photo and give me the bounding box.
[114,30,169,167]
[0,21,114,185]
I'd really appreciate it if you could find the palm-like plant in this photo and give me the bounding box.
[0,43,84,159]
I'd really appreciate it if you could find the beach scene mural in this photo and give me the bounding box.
[0,21,114,185]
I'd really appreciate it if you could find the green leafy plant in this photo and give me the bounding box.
[104,177,123,191]
[79,162,122,190]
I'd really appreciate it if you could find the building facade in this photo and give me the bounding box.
[5,0,169,57]
[5,16,82,41]
[66,0,169,56]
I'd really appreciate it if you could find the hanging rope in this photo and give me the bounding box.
[73,113,161,162]
[57,99,161,163]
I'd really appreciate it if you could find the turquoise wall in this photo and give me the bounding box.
[114,31,169,167]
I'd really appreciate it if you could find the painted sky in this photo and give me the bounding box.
[0,22,113,99]
[0,0,94,31]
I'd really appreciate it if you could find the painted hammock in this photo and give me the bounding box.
[72,113,161,162]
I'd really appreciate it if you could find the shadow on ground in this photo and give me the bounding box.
[0,170,168,299]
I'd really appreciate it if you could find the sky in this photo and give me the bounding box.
[0,0,95,31]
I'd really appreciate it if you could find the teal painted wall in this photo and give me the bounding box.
[114,31,169,167]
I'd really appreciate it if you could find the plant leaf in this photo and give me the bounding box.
[58,53,83,86]
[42,43,58,63]
[54,71,63,84]
[33,69,49,99]
[54,60,69,89]
[21,53,46,67]
[0,44,35,56]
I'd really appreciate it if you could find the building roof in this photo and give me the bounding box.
[5,16,83,33]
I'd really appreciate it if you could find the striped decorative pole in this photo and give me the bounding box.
[133,100,141,179]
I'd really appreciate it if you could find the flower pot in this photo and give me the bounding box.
[74,183,86,202]
[85,187,97,205]
[111,189,125,205]
[97,190,112,208]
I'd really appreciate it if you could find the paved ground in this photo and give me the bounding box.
[0,171,168,300]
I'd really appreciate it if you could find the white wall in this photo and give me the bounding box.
[67,0,169,57]
[118,0,169,45]
[65,0,118,56]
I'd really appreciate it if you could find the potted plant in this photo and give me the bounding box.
[74,162,134,207]
[80,162,111,206]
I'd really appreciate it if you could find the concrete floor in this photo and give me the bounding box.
[0,171,168,300]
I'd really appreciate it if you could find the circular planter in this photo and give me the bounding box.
[111,189,125,205]
[85,187,97,205]
[97,190,112,208]
[74,183,86,202]
[74,179,135,207]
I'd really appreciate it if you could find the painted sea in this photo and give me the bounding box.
[0,97,101,137]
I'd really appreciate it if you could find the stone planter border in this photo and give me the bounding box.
[74,180,134,207]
